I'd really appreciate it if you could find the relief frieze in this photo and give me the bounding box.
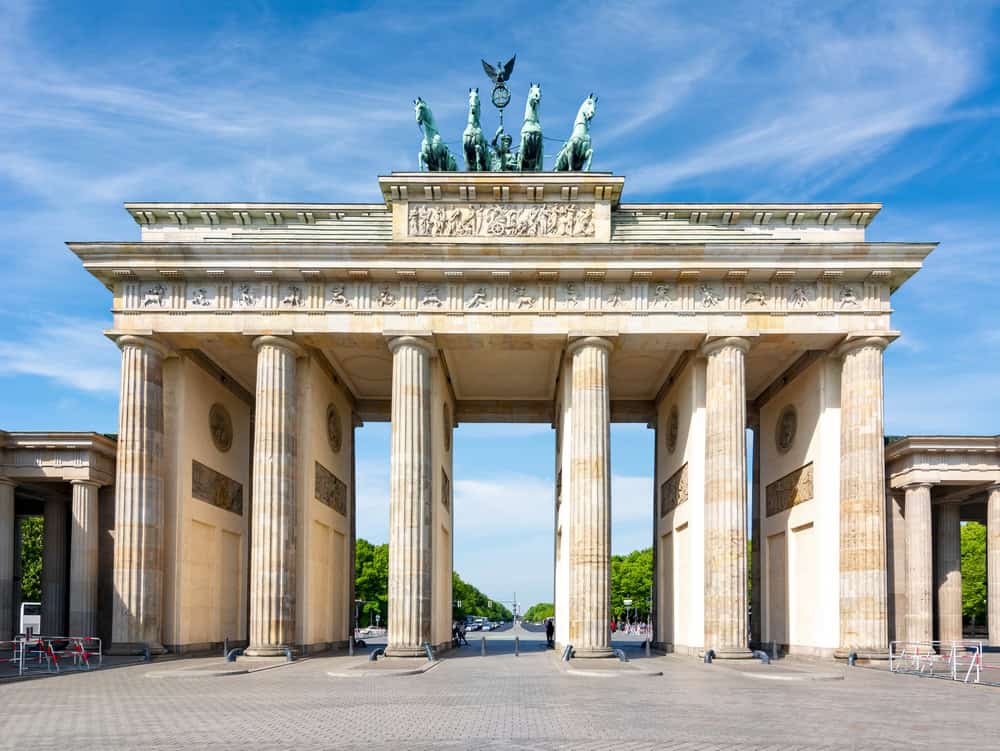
[407,203,595,238]
[315,461,348,516]
[765,462,814,517]
[191,460,243,515]
[660,463,688,517]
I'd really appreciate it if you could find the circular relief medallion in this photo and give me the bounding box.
[443,403,452,452]
[666,404,679,455]
[209,403,233,453]
[776,404,797,454]
[326,403,343,454]
[491,83,511,108]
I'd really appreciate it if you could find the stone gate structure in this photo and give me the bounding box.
[43,170,972,658]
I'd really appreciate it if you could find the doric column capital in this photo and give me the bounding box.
[566,335,614,357]
[985,482,1000,495]
[0,476,16,491]
[115,334,169,358]
[70,479,103,489]
[386,334,436,357]
[701,335,752,358]
[835,334,893,358]
[252,335,305,358]
[902,481,934,492]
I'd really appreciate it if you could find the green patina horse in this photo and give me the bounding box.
[415,97,457,172]
[554,94,597,172]
[517,83,543,172]
[463,88,490,172]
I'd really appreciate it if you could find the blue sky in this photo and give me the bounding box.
[1,1,998,609]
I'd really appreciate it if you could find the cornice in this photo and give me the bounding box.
[885,435,1000,462]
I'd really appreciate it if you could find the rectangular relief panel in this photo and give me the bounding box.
[407,203,596,239]
[315,461,348,516]
[441,468,451,511]
[765,463,814,517]
[191,460,244,515]
[660,463,689,517]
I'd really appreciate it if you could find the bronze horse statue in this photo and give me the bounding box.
[415,97,457,172]
[517,83,543,172]
[554,94,597,172]
[463,88,490,171]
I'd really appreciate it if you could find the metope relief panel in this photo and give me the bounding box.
[315,461,348,516]
[660,463,689,517]
[765,462,814,517]
[406,203,595,239]
[191,460,244,515]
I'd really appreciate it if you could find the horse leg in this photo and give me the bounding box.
[583,147,593,172]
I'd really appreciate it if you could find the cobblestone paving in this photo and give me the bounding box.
[0,646,996,750]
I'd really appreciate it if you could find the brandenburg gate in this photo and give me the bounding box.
[63,168,939,660]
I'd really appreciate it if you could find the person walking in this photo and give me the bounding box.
[545,618,555,649]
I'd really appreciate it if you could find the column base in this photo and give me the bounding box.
[244,645,297,658]
[834,647,889,661]
[106,641,166,656]
[572,647,614,659]
[703,647,753,660]
[383,645,428,658]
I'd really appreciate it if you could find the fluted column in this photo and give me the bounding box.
[110,335,167,654]
[42,499,68,635]
[935,502,963,643]
[988,485,1000,646]
[567,337,613,658]
[702,337,752,659]
[749,415,762,646]
[69,480,101,636]
[836,336,889,658]
[903,483,933,645]
[246,336,303,656]
[385,336,434,657]
[0,479,14,641]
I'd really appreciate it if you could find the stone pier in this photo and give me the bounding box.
[566,337,613,658]
[110,335,167,654]
[69,480,101,637]
[836,336,889,659]
[935,502,963,643]
[989,485,1000,646]
[42,499,68,635]
[385,336,434,657]
[246,336,303,657]
[702,337,751,659]
[903,483,933,644]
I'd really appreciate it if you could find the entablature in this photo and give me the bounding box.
[0,431,117,486]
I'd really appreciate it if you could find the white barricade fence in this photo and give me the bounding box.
[4,635,103,676]
[889,640,983,684]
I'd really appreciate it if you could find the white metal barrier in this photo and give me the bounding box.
[3,636,103,676]
[889,640,982,684]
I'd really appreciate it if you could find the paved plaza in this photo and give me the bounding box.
[1,628,997,750]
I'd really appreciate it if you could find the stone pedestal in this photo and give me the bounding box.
[836,336,889,659]
[109,335,167,655]
[69,480,101,637]
[385,336,434,658]
[988,485,1000,646]
[567,337,613,658]
[0,479,14,641]
[935,502,963,644]
[246,336,303,657]
[42,499,68,636]
[903,483,933,645]
[702,337,752,659]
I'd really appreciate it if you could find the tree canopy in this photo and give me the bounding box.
[961,522,987,623]
[20,516,43,602]
[611,547,653,621]
[522,602,554,622]
[452,571,513,621]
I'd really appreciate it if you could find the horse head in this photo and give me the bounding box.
[581,93,597,123]
[468,88,480,118]
[528,82,541,105]
[414,97,429,127]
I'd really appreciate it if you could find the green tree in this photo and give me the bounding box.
[611,547,653,621]
[20,516,43,602]
[451,571,513,621]
[961,522,987,623]
[354,538,389,627]
[522,603,554,622]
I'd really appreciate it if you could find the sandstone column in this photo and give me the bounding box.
[246,336,303,657]
[988,484,1000,646]
[0,479,14,641]
[566,337,613,658]
[903,483,933,645]
[836,336,889,658]
[111,335,167,654]
[748,415,762,646]
[385,336,434,657]
[42,499,68,635]
[936,502,963,643]
[702,337,752,659]
[69,480,101,636]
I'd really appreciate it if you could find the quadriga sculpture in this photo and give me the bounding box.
[554,93,597,172]
[463,88,490,171]
[517,83,543,172]
[415,97,457,172]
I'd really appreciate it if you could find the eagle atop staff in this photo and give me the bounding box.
[481,55,516,85]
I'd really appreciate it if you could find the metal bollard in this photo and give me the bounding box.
[613,648,629,663]
[223,637,229,658]
[481,636,486,656]
[423,642,435,662]
[368,647,385,662]
[225,648,243,663]
[644,639,651,657]
[284,645,294,662]
[348,636,354,657]
[561,644,573,661]
[143,643,151,663]
[752,649,770,664]
[515,636,519,657]
[703,649,716,664]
